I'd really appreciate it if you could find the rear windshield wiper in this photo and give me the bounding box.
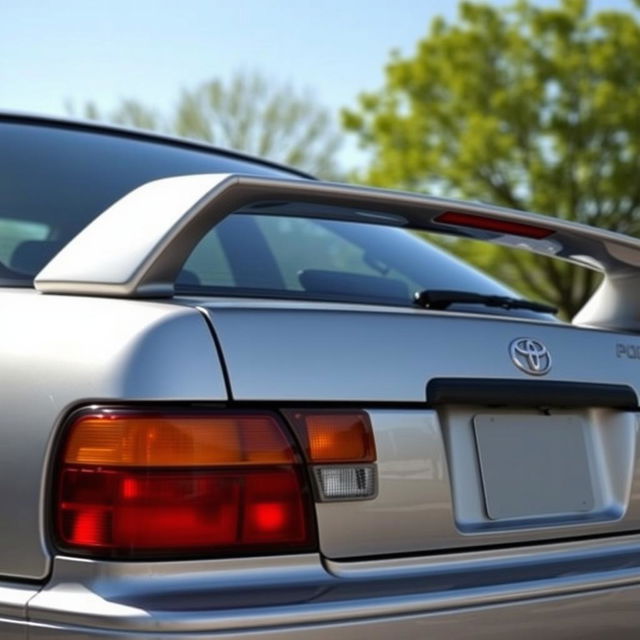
[414,290,558,315]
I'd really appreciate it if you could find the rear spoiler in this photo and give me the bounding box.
[35,173,640,332]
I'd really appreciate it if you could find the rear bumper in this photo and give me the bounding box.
[22,586,640,639]
[20,535,640,638]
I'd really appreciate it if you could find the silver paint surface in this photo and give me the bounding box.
[23,535,640,637]
[0,290,226,579]
[197,303,640,555]
[203,303,640,401]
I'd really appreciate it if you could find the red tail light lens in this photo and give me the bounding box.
[54,409,316,559]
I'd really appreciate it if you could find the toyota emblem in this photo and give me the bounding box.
[509,338,551,376]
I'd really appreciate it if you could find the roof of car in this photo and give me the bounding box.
[0,110,315,180]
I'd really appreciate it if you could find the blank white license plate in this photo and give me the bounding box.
[473,414,595,520]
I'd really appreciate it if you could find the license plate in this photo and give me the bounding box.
[473,414,594,520]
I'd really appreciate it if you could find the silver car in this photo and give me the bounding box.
[1,113,640,638]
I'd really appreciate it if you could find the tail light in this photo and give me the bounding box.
[53,409,316,559]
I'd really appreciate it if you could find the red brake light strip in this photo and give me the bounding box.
[435,211,553,240]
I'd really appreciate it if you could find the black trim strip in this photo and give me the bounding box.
[427,379,638,409]
[195,306,235,401]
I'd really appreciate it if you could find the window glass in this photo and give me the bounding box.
[0,218,49,265]
[0,119,295,284]
[179,213,554,320]
[182,229,233,286]
[255,216,412,290]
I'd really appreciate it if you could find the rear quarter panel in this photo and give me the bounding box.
[0,290,226,579]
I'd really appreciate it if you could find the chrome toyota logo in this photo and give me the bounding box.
[509,338,551,376]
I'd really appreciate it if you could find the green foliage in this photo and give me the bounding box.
[69,72,342,180]
[343,0,640,318]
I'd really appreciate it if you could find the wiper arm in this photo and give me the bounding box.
[414,289,558,314]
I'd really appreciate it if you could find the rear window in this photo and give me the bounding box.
[177,213,554,320]
[0,219,49,265]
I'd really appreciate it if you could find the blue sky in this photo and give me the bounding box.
[1,0,635,168]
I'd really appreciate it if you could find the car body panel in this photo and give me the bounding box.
[0,291,226,579]
[18,593,640,639]
[21,535,640,638]
[0,582,34,639]
[196,302,640,555]
[201,302,640,402]
[315,407,640,557]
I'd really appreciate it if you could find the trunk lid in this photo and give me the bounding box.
[198,300,640,558]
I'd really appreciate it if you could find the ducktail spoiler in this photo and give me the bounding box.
[35,173,640,332]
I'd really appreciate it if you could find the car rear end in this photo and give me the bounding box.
[25,301,640,639]
[3,117,640,638]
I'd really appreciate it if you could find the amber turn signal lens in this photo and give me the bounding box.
[64,413,295,466]
[286,411,376,463]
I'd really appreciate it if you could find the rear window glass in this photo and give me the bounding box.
[178,213,554,320]
[256,217,412,289]
[0,219,49,265]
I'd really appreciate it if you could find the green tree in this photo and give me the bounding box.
[71,72,342,180]
[343,0,640,318]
